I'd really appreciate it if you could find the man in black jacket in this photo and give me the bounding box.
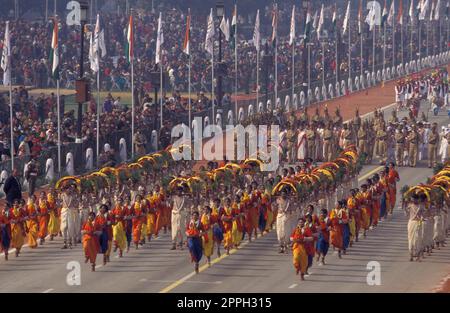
[3,168,22,207]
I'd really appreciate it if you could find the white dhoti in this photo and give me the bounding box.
[408,220,423,257]
[60,207,79,243]
[423,219,434,247]
[171,210,186,244]
[434,215,445,243]
[276,213,289,246]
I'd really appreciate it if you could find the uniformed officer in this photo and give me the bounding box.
[428,123,440,168]
[323,122,333,162]
[395,125,405,166]
[376,123,388,165]
[306,123,316,160]
[407,125,420,167]
[357,122,367,158]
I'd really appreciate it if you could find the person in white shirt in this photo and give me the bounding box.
[276,190,291,254]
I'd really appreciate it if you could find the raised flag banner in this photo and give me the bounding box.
[253,9,260,52]
[332,5,337,33]
[271,5,278,47]
[205,9,214,55]
[155,12,164,65]
[358,0,363,34]
[367,2,377,30]
[409,0,415,22]
[230,5,237,49]
[305,7,312,43]
[388,0,396,26]
[1,21,11,87]
[126,14,133,63]
[435,0,441,20]
[220,16,230,41]
[382,0,389,27]
[289,5,295,45]
[50,19,59,80]
[343,1,351,35]
[398,0,404,25]
[317,4,324,40]
[430,0,435,20]
[183,11,191,55]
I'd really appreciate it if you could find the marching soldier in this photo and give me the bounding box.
[395,125,405,166]
[287,125,297,163]
[428,123,440,168]
[407,125,420,167]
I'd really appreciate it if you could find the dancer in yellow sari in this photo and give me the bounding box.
[146,194,157,241]
[221,198,235,255]
[26,195,39,249]
[112,198,127,257]
[10,200,25,257]
[232,195,243,248]
[46,190,59,240]
[290,218,313,281]
[200,206,214,266]
[346,189,358,246]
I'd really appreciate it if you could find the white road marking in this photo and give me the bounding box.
[288,284,297,289]
[42,288,54,293]
[95,264,103,269]
[141,279,222,285]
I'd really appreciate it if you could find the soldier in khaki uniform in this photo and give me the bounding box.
[287,125,297,163]
[299,107,309,125]
[333,108,343,128]
[323,106,331,126]
[389,110,399,124]
[323,123,333,162]
[394,125,405,166]
[427,123,440,168]
[407,125,419,167]
[357,123,367,157]
[342,123,353,149]
[312,107,321,124]
[306,124,316,160]
[376,123,388,165]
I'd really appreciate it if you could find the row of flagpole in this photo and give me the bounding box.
[1,0,450,174]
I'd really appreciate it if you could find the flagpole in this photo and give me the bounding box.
[373,24,376,78]
[96,67,100,165]
[160,61,163,129]
[188,48,192,130]
[275,10,278,108]
[360,28,363,79]
[401,15,405,67]
[234,3,238,125]
[9,61,14,172]
[308,43,311,98]
[212,49,215,123]
[256,47,259,114]
[131,53,135,159]
[348,16,351,93]
[419,19,422,66]
[56,79,61,174]
[383,22,386,82]
[292,34,295,104]
[322,40,325,92]
[393,13,396,74]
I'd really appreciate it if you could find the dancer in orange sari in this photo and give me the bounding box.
[358,183,372,237]
[26,195,39,249]
[82,212,100,271]
[37,191,49,245]
[0,206,11,260]
[290,218,313,281]
[131,195,144,249]
[388,162,400,215]
[153,185,168,236]
[329,203,344,258]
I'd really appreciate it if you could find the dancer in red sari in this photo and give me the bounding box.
[82,212,100,271]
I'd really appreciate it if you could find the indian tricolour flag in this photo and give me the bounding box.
[50,18,59,80]
[126,14,134,63]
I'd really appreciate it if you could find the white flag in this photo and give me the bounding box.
[317,4,324,40]
[343,1,351,35]
[289,6,295,45]
[1,21,11,87]
[388,0,396,26]
[366,2,377,31]
[90,14,101,73]
[205,9,215,55]
[409,0,415,21]
[430,0,435,20]
[312,11,319,30]
[220,16,230,41]
[419,0,429,20]
[155,12,164,65]
[435,0,441,20]
[253,9,260,51]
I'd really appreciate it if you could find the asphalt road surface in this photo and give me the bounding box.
[0,102,449,293]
